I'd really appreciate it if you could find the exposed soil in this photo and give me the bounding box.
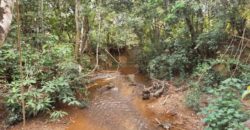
[146,85,204,130]
[5,55,204,130]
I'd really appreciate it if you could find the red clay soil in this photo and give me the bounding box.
[145,85,204,130]
[7,85,204,130]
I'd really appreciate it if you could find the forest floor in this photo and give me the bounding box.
[4,55,204,130]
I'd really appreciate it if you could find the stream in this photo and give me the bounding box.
[66,55,159,130]
[9,54,203,130]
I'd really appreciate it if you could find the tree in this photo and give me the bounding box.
[16,0,26,126]
[0,0,14,46]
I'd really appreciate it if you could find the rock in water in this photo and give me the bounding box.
[142,90,150,100]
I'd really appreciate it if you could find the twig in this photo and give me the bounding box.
[154,118,171,130]
[162,95,170,105]
[155,118,161,125]
[221,37,234,58]
[231,28,248,77]
[232,35,250,42]
[245,53,250,63]
[104,49,120,64]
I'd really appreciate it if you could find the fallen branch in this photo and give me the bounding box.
[232,35,250,42]
[105,49,120,64]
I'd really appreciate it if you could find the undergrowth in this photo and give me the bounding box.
[1,36,90,125]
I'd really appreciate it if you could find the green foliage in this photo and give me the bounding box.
[148,52,189,79]
[202,97,248,130]
[190,58,250,129]
[185,82,201,112]
[191,59,247,93]
[5,113,21,125]
[50,111,68,122]
[0,44,19,82]
[237,65,250,85]
[147,38,196,79]
[201,78,249,130]
[41,77,81,106]
[1,37,89,124]
[195,24,227,58]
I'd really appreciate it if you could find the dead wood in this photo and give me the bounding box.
[155,118,172,130]
[142,79,169,100]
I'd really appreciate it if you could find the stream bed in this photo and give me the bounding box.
[66,64,157,130]
[9,55,203,130]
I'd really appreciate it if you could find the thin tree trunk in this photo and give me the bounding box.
[80,15,89,55]
[185,16,196,42]
[16,0,26,126]
[74,0,80,62]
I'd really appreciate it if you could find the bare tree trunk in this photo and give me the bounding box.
[0,0,14,47]
[185,16,196,42]
[80,15,89,55]
[74,0,80,62]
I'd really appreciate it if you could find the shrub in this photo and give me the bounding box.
[191,59,238,93]
[148,48,190,79]
[201,78,249,130]
[185,82,201,112]
[5,76,81,123]
[1,40,89,124]
[202,97,248,130]
[50,111,68,122]
[195,23,227,59]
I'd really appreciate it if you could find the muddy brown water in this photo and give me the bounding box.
[6,54,203,130]
[66,55,161,130]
